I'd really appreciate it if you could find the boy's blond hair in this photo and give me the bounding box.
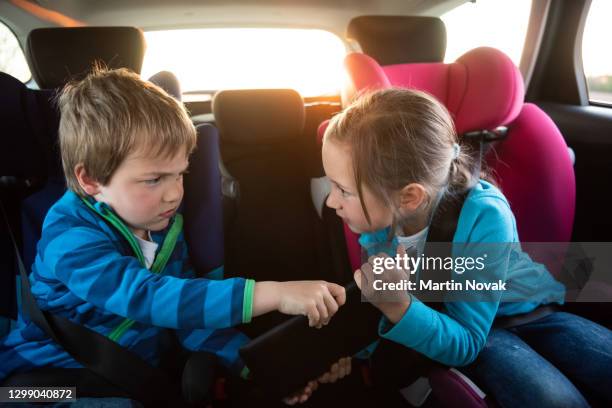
[58,67,197,196]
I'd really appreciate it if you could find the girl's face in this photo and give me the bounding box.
[322,138,393,233]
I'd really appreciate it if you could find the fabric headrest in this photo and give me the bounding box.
[347,16,446,65]
[0,72,60,182]
[345,47,524,134]
[148,71,182,101]
[26,27,145,89]
[212,89,305,145]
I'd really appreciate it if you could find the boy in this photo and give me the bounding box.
[0,68,346,401]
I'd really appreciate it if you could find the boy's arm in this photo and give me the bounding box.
[46,226,251,330]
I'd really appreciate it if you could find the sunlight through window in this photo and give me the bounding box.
[582,0,612,104]
[441,0,531,66]
[141,28,346,98]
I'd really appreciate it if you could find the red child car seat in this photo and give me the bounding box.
[316,46,576,408]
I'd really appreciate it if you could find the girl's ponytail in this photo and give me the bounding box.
[448,142,478,193]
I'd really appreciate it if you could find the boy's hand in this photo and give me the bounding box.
[282,380,318,405]
[318,357,351,384]
[277,281,346,327]
[355,245,412,323]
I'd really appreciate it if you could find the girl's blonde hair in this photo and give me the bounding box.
[58,66,196,196]
[324,88,479,225]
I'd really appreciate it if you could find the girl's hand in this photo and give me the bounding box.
[282,357,351,405]
[318,357,351,384]
[282,380,318,405]
[354,245,412,323]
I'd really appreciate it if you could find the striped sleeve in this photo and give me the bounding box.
[40,225,249,330]
[176,327,250,375]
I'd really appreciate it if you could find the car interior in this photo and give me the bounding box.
[1,0,611,406]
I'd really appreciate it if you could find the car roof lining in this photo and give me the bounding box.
[1,0,467,40]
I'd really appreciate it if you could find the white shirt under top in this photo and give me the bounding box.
[396,226,429,257]
[134,231,159,269]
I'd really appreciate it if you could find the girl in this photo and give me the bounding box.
[321,88,612,407]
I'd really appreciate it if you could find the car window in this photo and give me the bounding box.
[141,28,346,98]
[582,0,612,105]
[441,0,532,66]
[0,21,31,82]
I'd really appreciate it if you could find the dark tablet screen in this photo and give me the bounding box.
[239,282,381,399]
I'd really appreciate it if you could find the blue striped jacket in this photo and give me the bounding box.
[0,190,254,381]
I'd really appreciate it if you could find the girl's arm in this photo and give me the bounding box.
[361,195,514,366]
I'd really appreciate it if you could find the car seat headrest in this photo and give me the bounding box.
[148,71,182,101]
[0,72,60,186]
[345,47,524,133]
[26,27,145,89]
[212,89,305,145]
[347,15,446,65]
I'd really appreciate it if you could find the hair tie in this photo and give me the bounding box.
[452,143,461,160]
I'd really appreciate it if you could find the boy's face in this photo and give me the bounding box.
[94,148,189,239]
[322,139,393,234]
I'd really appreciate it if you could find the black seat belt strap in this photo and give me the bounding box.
[0,199,173,406]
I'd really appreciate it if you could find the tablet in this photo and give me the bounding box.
[239,281,381,399]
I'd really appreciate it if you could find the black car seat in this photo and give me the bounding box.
[1,26,222,404]
[212,89,352,336]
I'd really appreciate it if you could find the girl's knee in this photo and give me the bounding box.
[523,378,589,408]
